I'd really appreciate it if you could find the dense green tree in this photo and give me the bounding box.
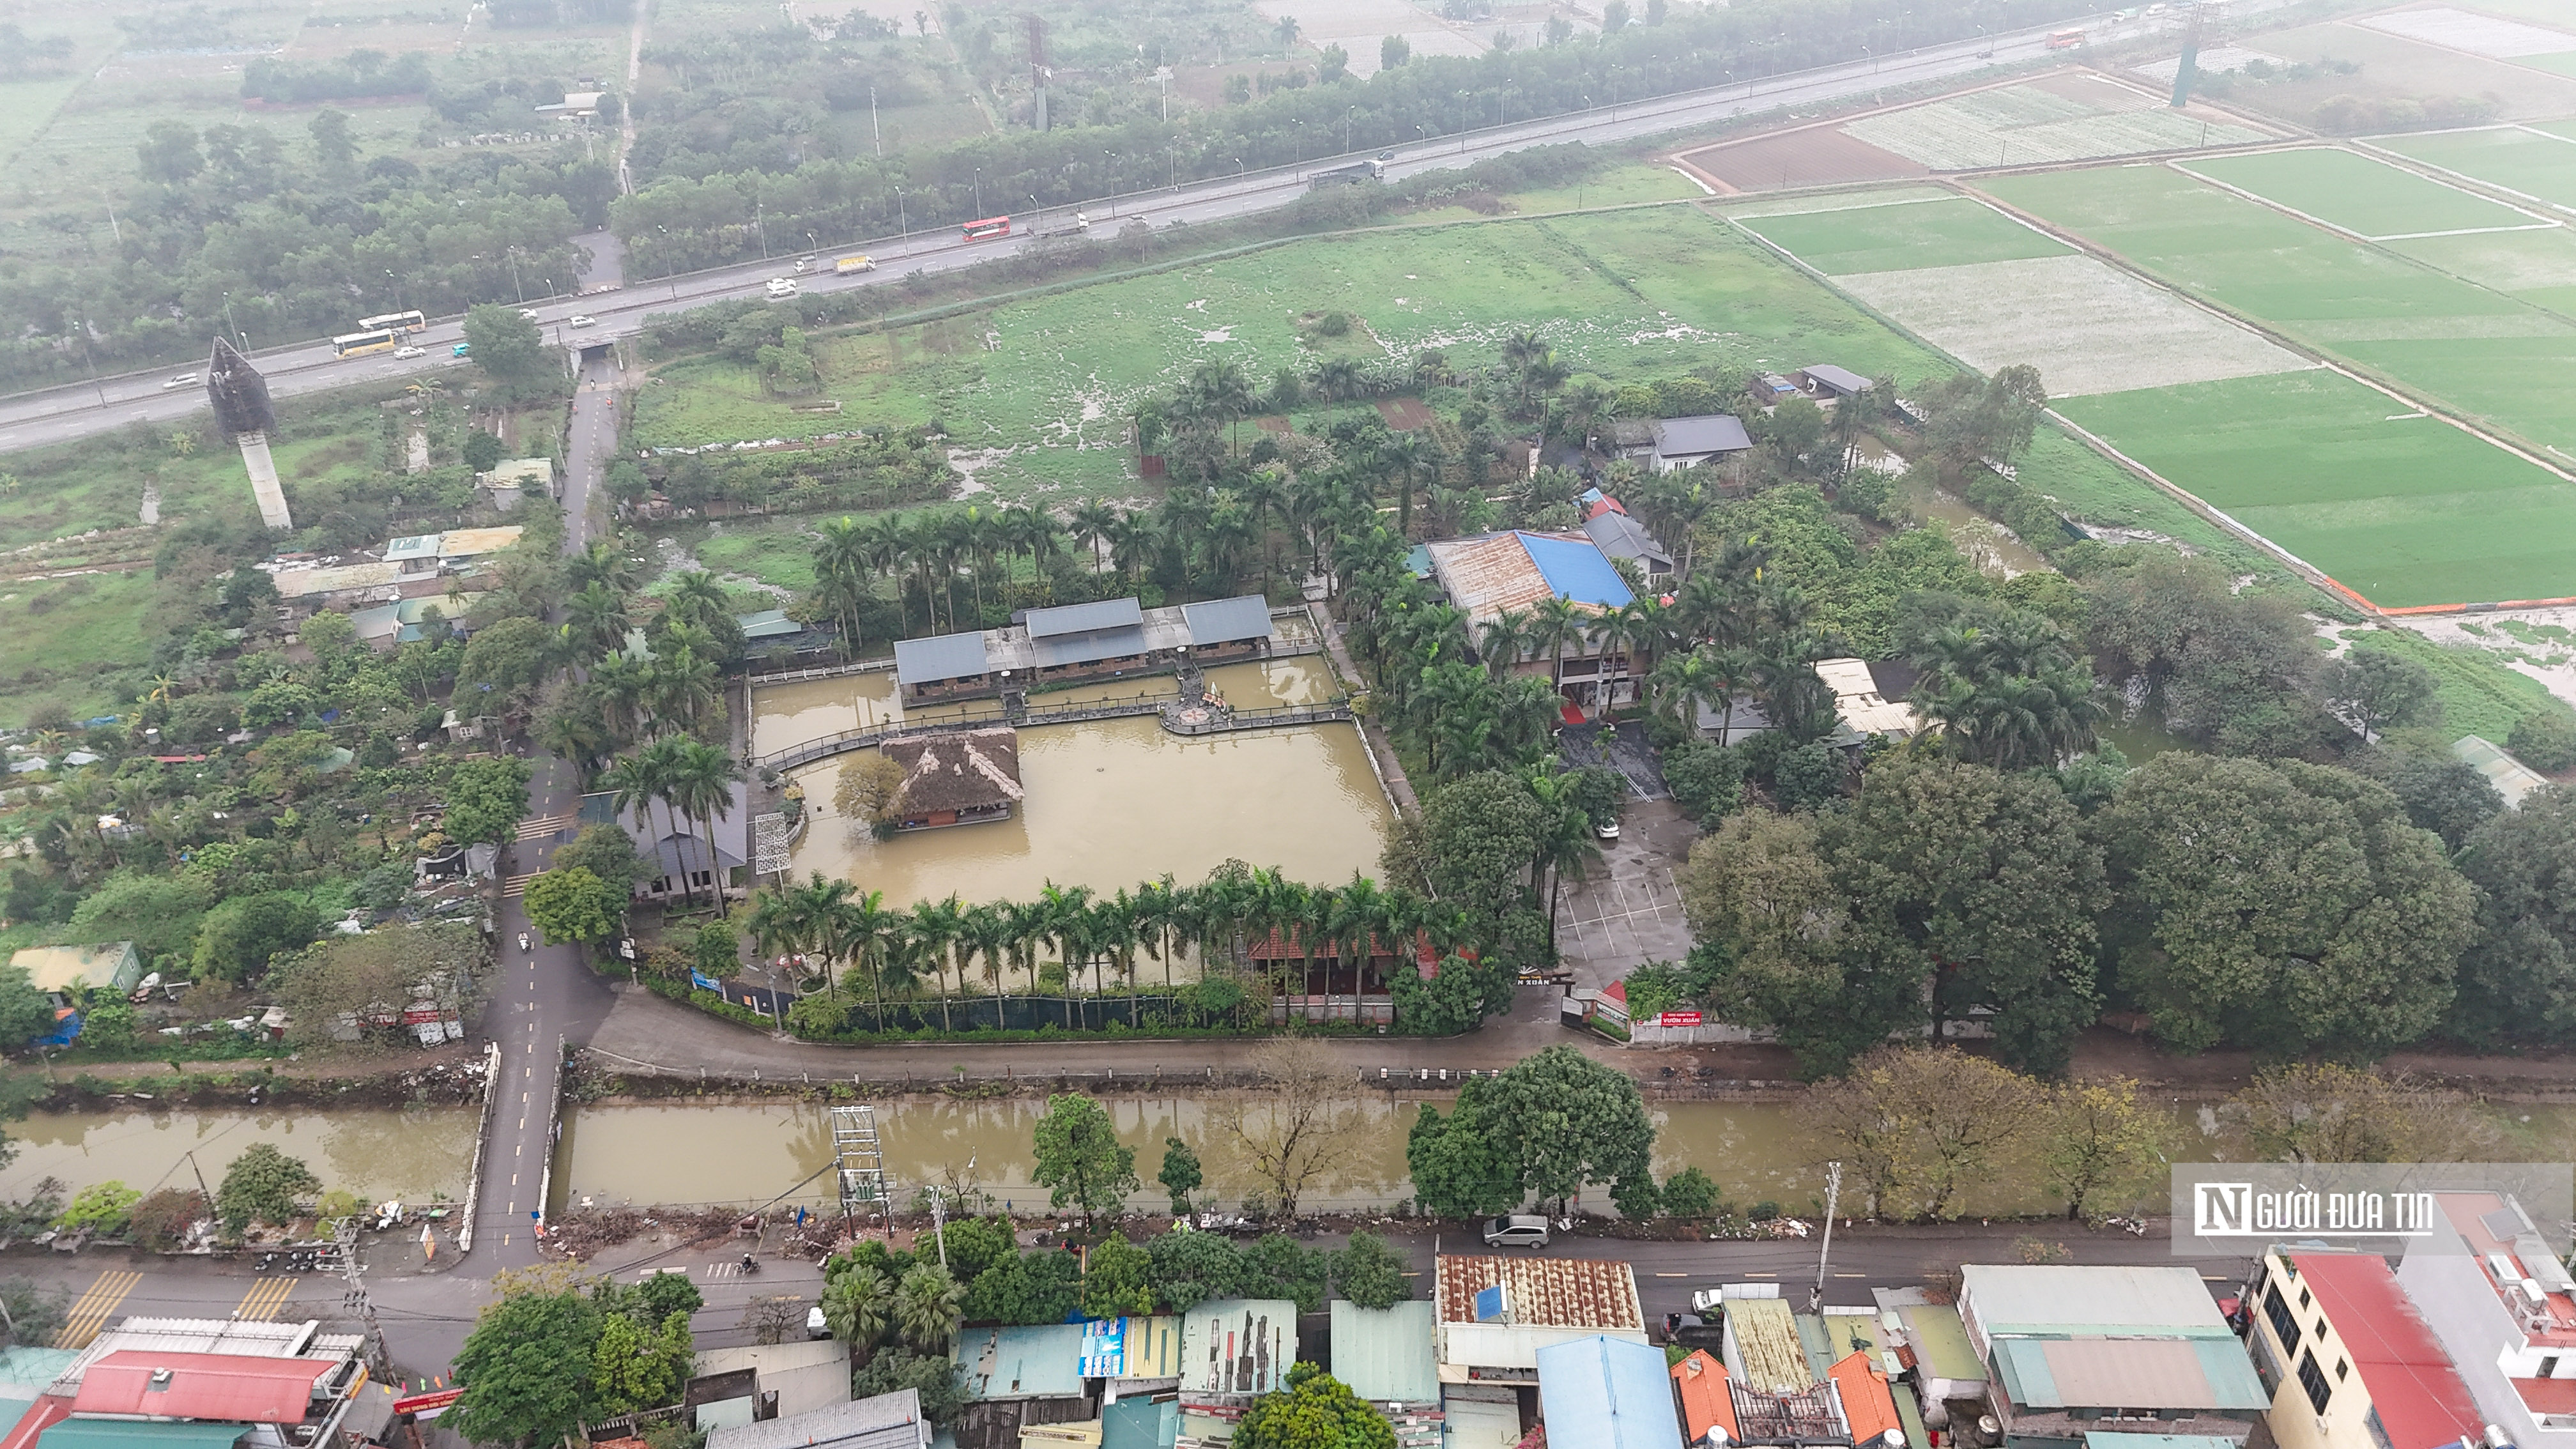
[1031,1094,1138,1229]
[443,757,533,845]
[2097,754,2476,1057]
[2322,649,2440,739]
[590,1310,692,1413]
[848,1350,967,1430]
[450,1289,600,1447]
[1678,811,1883,1076]
[1417,770,1550,924]
[2510,707,2576,772]
[2082,551,2326,756]
[463,304,553,397]
[455,616,556,708]
[1824,758,2104,1073]
[524,867,624,947]
[963,1249,1080,1324]
[1334,1232,1409,1310]
[215,1144,320,1234]
[1235,1365,1395,1449]
[69,870,213,962]
[923,1216,1016,1280]
[0,967,56,1054]
[2359,747,2502,852]
[1144,1226,1249,1311]
[190,892,321,984]
[2453,785,2576,1043]
[1158,1137,1203,1216]
[1660,1167,1720,1221]
[1388,952,1516,1035]
[1082,1232,1154,1319]
[551,824,645,894]
[1485,1045,1656,1213]
[1405,1089,1521,1220]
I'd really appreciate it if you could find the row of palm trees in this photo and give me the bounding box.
[820,1259,964,1361]
[744,864,1485,1029]
[603,733,743,910]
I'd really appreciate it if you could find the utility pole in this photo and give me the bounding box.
[870,86,882,156]
[1812,1160,1843,1312]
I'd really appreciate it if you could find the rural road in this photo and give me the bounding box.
[0,1,2275,456]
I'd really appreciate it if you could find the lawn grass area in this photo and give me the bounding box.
[1980,162,2576,456]
[1736,196,2071,277]
[2016,426,2283,581]
[2370,125,2576,211]
[2389,226,2576,321]
[2181,147,2543,239]
[1409,162,1707,223]
[640,206,1950,496]
[688,523,822,594]
[2342,624,2559,744]
[2056,370,2576,610]
[0,567,158,724]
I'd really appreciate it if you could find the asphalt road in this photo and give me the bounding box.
[0,3,2260,456]
[464,349,622,1270]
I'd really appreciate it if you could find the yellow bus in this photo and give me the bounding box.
[358,309,427,335]
[332,328,400,358]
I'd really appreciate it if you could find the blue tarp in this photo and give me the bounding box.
[1517,532,1634,610]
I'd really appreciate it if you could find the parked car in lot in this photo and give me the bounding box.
[1482,1214,1549,1248]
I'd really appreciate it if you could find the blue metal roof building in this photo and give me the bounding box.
[1535,1335,1683,1449]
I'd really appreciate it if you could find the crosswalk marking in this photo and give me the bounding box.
[233,1275,300,1321]
[54,1270,142,1347]
[503,873,537,898]
[516,815,574,841]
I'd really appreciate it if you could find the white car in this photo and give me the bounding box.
[394,345,425,359]
[162,372,198,389]
[1594,818,1621,841]
[518,308,539,320]
[764,278,799,299]
[568,314,597,328]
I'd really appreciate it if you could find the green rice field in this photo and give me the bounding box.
[1735,196,2071,275]
[636,206,1949,494]
[1981,162,2576,456]
[2370,125,2576,212]
[2181,147,2547,238]
[2057,371,2576,609]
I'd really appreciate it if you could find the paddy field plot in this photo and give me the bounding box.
[2179,146,2556,240]
[1981,162,2576,456]
[1735,194,2072,275]
[2057,371,2576,610]
[2351,6,2576,60]
[1840,75,2271,172]
[2370,124,2576,213]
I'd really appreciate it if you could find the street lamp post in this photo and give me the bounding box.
[973,167,983,216]
[1103,152,1119,215]
[896,187,908,245]
[1346,105,1356,153]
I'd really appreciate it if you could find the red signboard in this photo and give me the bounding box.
[1658,1010,1705,1027]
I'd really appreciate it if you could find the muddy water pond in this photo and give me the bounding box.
[559,1096,2250,1220]
[0,1107,481,1203]
[774,659,1388,910]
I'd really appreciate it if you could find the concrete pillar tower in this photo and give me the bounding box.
[206,338,293,531]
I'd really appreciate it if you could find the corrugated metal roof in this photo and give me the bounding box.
[1582,510,1669,568]
[383,535,440,561]
[1672,1352,1736,1445]
[1726,1299,1812,1395]
[2084,1435,2251,1449]
[1025,598,1142,638]
[1437,1257,1641,1331]
[1031,624,1147,668]
[2452,734,2551,809]
[2292,1254,2481,1449]
[1827,1351,1903,1446]
[10,946,134,995]
[1802,365,1873,395]
[1180,595,1276,648]
[1650,415,1752,457]
[1995,1338,2266,1413]
[737,610,801,640]
[1178,1300,1296,1397]
[436,526,523,559]
[1517,533,1634,611]
[1535,1336,1682,1449]
[705,1390,926,1449]
[73,1353,331,1423]
[893,631,992,686]
[954,1325,1085,1402]
[1961,1265,2232,1338]
[1331,1301,1438,1404]
[1896,1305,1984,1384]
[38,1422,249,1449]
[1078,1317,1178,1381]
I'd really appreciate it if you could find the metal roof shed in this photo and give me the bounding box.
[1031,624,1147,669]
[893,631,992,686]
[705,1389,928,1449]
[1179,1299,1296,1397]
[1535,1335,1684,1449]
[954,1325,1085,1402]
[1959,1265,2234,1355]
[73,1353,333,1422]
[1180,595,1276,648]
[1650,415,1754,457]
[1331,1301,1438,1404]
[1025,598,1144,637]
[1801,365,1874,396]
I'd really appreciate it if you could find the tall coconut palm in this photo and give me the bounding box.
[605,744,679,891]
[666,739,742,910]
[818,885,896,1028]
[652,645,719,735]
[1068,501,1120,573]
[1100,889,1143,1022]
[1529,595,1586,701]
[568,539,640,596]
[1382,430,1443,538]
[909,894,968,1032]
[960,902,1015,1025]
[567,583,632,661]
[821,1262,895,1355]
[812,517,877,656]
[1132,876,1181,994]
[591,653,655,742]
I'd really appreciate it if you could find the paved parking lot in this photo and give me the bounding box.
[1554,798,1696,992]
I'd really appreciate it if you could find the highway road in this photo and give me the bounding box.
[0,2,2250,457]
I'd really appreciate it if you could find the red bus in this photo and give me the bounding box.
[962,216,1012,241]
[2046,28,2085,47]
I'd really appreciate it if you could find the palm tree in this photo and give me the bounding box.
[1099,889,1143,1022]
[652,645,720,736]
[1186,357,1257,456]
[1132,876,1181,994]
[1108,514,1160,588]
[960,902,1015,1025]
[1524,767,1604,951]
[1382,430,1442,538]
[818,885,897,1028]
[569,539,641,596]
[606,746,678,891]
[537,700,613,778]
[568,583,632,661]
[909,895,969,1032]
[746,883,811,977]
[1529,595,1586,702]
[892,1264,965,1354]
[666,739,742,911]
[1069,501,1120,573]
[822,1262,896,1356]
